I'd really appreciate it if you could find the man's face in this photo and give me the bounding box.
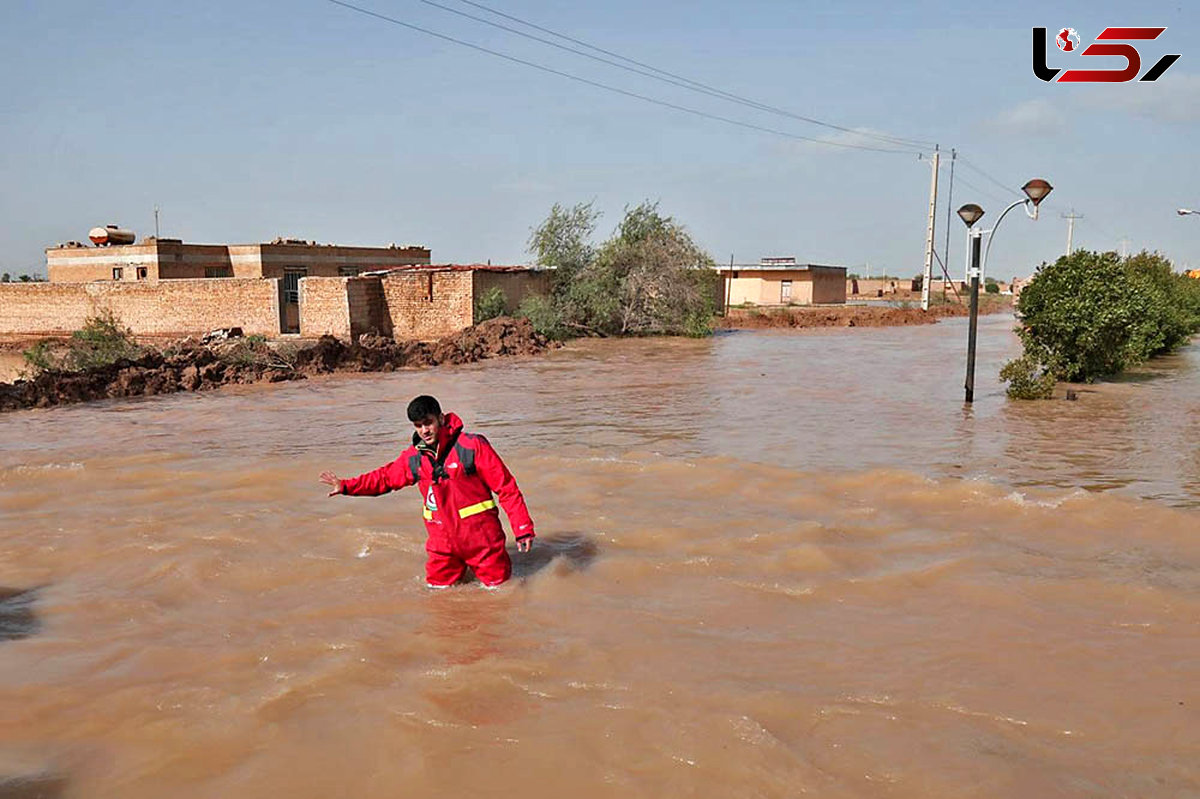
[413,413,443,445]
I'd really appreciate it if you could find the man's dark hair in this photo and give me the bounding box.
[407,395,442,422]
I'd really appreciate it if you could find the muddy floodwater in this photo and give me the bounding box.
[2,314,1198,797]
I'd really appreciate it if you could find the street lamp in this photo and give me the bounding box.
[956,178,1053,403]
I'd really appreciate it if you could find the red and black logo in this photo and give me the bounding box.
[1033,27,1180,82]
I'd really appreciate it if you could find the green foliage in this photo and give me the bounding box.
[985,282,1000,294]
[21,309,142,374]
[21,340,58,373]
[515,294,567,340]
[66,309,143,371]
[999,355,1057,400]
[245,334,268,345]
[528,202,601,290]
[474,286,508,324]
[525,200,718,337]
[1007,249,1200,388]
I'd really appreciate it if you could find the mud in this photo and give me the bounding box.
[721,297,1012,329]
[0,318,551,413]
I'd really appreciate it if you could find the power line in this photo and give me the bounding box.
[950,174,1009,207]
[956,155,1024,198]
[431,0,937,150]
[325,0,922,154]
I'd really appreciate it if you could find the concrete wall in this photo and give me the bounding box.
[48,242,431,283]
[47,244,159,283]
[0,279,281,337]
[811,267,847,304]
[257,244,431,279]
[155,243,234,279]
[381,271,473,340]
[472,270,552,315]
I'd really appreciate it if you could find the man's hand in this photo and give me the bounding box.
[516,536,533,553]
[319,471,343,497]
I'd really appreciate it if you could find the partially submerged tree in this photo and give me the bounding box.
[524,201,718,337]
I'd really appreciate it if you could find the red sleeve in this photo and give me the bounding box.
[473,437,535,539]
[339,451,417,497]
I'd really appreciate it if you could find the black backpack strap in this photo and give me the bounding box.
[408,453,423,484]
[453,440,476,476]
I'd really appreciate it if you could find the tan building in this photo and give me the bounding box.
[717,258,846,306]
[45,237,432,334]
[1,260,548,341]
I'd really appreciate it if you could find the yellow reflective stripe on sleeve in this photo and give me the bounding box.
[423,508,433,520]
[458,499,497,519]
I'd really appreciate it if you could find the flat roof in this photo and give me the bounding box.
[716,263,846,272]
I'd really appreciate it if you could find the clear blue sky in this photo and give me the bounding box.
[3,0,1197,281]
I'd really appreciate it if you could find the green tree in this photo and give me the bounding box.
[523,201,718,338]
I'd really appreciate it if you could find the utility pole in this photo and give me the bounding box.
[941,148,956,300]
[1062,209,1083,255]
[920,146,941,311]
[154,205,160,238]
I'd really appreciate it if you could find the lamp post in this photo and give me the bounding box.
[957,178,1053,403]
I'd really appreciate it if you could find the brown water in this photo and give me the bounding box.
[2,314,1198,797]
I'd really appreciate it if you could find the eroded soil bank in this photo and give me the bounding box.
[0,317,551,412]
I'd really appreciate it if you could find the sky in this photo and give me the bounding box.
[2,0,1198,282]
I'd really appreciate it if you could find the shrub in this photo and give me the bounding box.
[1005,250,1200,389]
[515,294,567,340]
[985,282,1000,294]
[999,354,1056,400]
[23,310,143,374]
[65,309,142,371]
[474,286,508,324]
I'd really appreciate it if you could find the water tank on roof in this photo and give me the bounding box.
[88,225,136,246]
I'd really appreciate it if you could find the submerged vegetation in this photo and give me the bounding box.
[1003,250,1200,398]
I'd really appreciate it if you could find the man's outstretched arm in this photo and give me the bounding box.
[320,456,416,497]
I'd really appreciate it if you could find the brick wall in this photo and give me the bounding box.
[0,279,281,337]
[381,271,473,340]
[347,277,392,339]
[298,277,351,339]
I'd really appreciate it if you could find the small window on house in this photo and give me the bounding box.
[112,267,123,280]
[427,273,434,302]
[338,266,361,277]
[781,280,792,303]
[136,267,148,280]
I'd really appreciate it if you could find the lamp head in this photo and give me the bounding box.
[957,203,985,227]
[1022,179,1053,206]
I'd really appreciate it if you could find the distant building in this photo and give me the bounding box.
[716,258,846,306]
[1,235,549,340]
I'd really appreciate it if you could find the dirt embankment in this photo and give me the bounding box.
[0,317,551,412]
[720,297,1013,330]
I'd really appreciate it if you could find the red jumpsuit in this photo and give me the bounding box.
[338,413,535,587]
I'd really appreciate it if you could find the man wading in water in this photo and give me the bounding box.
[320,395,535,588]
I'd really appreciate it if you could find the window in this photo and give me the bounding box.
[338,266,361,277]
[781,280,792,303]
[112,267,123,280]
[136,267,148,280]
[426,273,434,302]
